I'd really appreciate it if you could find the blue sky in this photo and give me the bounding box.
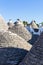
[0,0,43,23]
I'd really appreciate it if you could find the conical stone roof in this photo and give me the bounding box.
[0,16,8,30]
[8,20,32,41]
[7,20,14,28]
[19,32,43,65]
[30,21,38,29]
[0,30,32,65]
[15,19,24,26]
[0,30,32,50]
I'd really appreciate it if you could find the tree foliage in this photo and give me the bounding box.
[23,21,28,26]
[40,22,43,26]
